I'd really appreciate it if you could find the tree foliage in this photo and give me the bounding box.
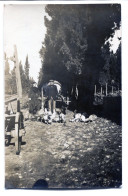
[101,42,121,89]
[5,56,34,96]
[39,4,121,111]
[25,55,30,80]
[19,60,29,94]
[24,55,30,93]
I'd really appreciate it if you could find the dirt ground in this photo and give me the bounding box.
[5,109,122,190]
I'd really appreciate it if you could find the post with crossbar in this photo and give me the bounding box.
[106,83,108,96]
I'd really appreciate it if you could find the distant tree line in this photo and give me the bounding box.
[38,4,121,112]
[5,55,35,95]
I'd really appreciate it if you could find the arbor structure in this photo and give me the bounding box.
[39,4,121,111]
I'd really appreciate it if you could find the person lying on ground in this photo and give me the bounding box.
[70,111,97,123]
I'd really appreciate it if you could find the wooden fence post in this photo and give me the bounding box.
[101,85,102,98]
[13,45,22,99]
[94,85,96,95]
[41,87,44,110]
[112,86,113,94]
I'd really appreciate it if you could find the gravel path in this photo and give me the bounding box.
[5,110,122,189]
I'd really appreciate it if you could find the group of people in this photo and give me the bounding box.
[28,80,63,115]
[28,80,67,124]
[27,80,97,125]
[37,108,66,124]
[35,108,97,125]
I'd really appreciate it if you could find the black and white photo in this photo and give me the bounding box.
[4,3,122,190]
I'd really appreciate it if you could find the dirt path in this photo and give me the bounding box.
[5,110,122,189]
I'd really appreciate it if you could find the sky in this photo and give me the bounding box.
[4,4,47,83]
[105,24,121,54]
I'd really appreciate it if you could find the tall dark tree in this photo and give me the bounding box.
[24,55,30,93]
[101,41,121,91]
[29,77,36,87]
[109,43,121,89]
[19,61,28,94]
[39,4,121,111]
[24,55,30,80]
[38,66,43,87]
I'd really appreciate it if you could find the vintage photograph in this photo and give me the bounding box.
[4,3,122,189]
